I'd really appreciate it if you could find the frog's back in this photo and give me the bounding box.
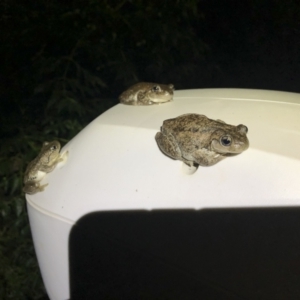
[163,114,216,133]
[23,157,39,183]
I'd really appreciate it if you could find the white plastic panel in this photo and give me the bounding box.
[26,88,300,221]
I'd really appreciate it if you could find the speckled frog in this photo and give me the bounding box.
[119,82,174,105]
[23,141,68,194]
[155,113,249,167]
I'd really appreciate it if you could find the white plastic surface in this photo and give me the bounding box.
[27,88,300,221]
[26,88,300,299]
[27,201,73,300]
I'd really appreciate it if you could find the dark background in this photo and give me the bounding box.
[1,1,300,299]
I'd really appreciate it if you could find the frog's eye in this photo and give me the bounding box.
[220,135,232,146]
[151,85,161,92]
[50,145,57,151]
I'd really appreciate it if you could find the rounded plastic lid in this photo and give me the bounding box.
[26,88,300,222]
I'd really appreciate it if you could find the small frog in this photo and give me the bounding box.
[119,82,174,105]
[155,113,249,167]
[23,141,68,194]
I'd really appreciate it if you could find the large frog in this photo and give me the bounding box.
[23,141,68,194]
[119,82,174,105]
[155,113,249,167]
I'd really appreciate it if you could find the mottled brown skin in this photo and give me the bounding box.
[23,141,68,194]
[119,82,174,105]
[155,113,249,167]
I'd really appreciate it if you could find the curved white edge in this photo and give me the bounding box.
[27,197,75,225]
[174,88,300,105]
[27,199,73,300]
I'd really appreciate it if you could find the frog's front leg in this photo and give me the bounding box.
[59,150,69,163]
[191,148,225,166]
[40,150,69,172]
[137,91,146,101]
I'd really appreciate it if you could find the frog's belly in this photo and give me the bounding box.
[149,96,172,103]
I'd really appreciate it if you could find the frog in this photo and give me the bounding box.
[119,82,174,105]
[155,113,249,167]
[23,141,68,194]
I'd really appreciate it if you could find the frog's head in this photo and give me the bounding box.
[144,83,174,103]
[210,125,249,154]
[41,140,61,162]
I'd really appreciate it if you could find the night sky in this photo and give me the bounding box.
[198,0,300,92]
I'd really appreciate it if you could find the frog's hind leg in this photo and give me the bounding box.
[23,182,49,195]
[155,132,183,161]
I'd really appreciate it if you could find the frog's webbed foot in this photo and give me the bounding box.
[23,182,49,195]
[155,132,182,161]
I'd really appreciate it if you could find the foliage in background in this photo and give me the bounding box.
[0,1,207,298]
[2,0,300,298]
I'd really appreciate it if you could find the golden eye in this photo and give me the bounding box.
[50,145,57,151]
[220,136,232,146]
